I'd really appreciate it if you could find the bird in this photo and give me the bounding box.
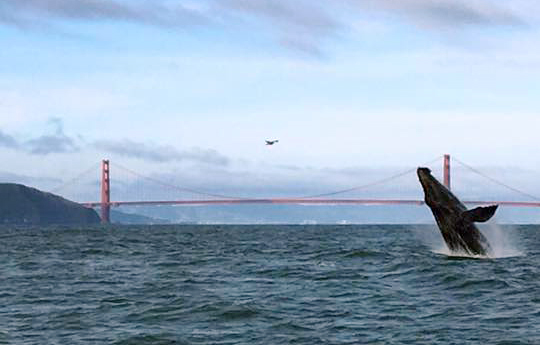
[265,140,279,145]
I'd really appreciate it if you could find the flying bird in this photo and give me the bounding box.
[265,140,279,145]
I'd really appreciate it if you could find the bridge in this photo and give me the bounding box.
[51,154,540,223]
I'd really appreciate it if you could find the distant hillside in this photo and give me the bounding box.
[117,203,540,224]
[0,183,100,225]
[110,210,170,224]
[118,204,435,224]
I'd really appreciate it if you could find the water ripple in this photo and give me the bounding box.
[1,224,539,344]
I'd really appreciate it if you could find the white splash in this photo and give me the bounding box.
[431,245,490,259]
[415,222,524,259]
[480,222,524,258]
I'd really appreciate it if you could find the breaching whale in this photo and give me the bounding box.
[417,167,497,256]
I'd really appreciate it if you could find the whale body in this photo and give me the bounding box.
[417,167,497,256]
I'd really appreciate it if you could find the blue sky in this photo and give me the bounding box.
[1,0,540,201]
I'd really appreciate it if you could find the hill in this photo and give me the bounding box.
[0,183,100,225]
[110,210,170,224]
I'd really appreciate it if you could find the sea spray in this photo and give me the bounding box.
[411,222,523,259]
[480,222,524,258]
[409,224,478,257]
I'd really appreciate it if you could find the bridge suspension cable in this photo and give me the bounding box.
[111,162,248,200]
[71,156,540,212]
[300,156,443,198]
[49,162,101,194]
[453,157,540,201]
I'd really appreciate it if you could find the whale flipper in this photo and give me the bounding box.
[462,205,498,223]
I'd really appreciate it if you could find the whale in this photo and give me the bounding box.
[417,167,497,256]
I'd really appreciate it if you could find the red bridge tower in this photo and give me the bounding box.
[101,159,110,223]
[443,154,451,190]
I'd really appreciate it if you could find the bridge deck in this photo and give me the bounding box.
[80,199,540,208]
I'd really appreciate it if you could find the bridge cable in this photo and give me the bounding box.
[453,157,540,202]
[49,162,101,195]
[300,156,443,199]
[111,162,249,200]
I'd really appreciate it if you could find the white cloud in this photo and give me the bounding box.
[93,139,230,166]
[0,0,532,55]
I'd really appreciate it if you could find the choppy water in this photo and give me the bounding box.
[0,224,539,344]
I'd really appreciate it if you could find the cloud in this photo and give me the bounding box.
[0,0,527,55]
[0,130,19,149]
[0,0,339,55]
[24,134,78,155]
[221,0,338,31]
[217,0,526,54]
[0,0,207,28]
[354,0,525,28]
[93,139,230,166]
[218,0,342,56]
[1,118,228,164]
[23,117,79,155]
[0,117,79,155]
[218,0,340,54]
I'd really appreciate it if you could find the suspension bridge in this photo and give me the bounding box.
[50,154,540,223]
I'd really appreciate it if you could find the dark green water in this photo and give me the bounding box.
[0,224,538,344]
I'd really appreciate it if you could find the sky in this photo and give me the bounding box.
[1,0,540,202]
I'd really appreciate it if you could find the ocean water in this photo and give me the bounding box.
[0,224,539,344]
